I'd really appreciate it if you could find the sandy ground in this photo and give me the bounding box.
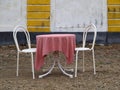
[0,44,120,90]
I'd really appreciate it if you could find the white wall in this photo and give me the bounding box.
[51,0,108,32]
[0,0,26,32]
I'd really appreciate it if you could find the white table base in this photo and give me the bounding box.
[39,59,73,78]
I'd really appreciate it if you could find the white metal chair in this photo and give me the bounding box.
[13,25,36,79]
[75,23,97,77]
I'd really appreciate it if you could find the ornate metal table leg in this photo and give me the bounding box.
[57,60,73,78]
[39,60,55,78]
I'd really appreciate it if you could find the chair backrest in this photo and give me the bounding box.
[82,23,97,49]
[13,25,31,51]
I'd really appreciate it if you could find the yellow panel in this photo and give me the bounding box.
[27,5,50,12]
[108,26,120,32]
[27,0,50,5]
[108,13,120,19]
[27,12,50,19]
[108,5,120,12]
[27,0,50,32]
[108,19,120,26]
[27,20,50,26]
[28,27,50,32]
[108,0,120,4]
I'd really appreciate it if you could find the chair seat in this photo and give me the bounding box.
[75,47,91,51]
[21,48,36,53]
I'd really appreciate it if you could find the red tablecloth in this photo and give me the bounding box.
[35,34,76,71]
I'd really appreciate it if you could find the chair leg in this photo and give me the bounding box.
[16,52,19,76]
[92,50,96,74]
[75,51,78,77]
[31,53,35,79]
[83,51,85,72]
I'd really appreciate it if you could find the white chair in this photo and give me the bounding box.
[75,23,97,77]
[13,25,36,79]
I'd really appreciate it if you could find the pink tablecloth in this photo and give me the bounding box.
[35,34,76,71]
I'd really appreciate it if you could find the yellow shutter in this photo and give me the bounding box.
[108,0,120,32]
[27,0,50,32]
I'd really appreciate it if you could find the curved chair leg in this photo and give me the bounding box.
[83,51,85,72]
[16,52,19,76]
[31,53,35,79]
[92,50,96,74]
[75,51,78,77]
